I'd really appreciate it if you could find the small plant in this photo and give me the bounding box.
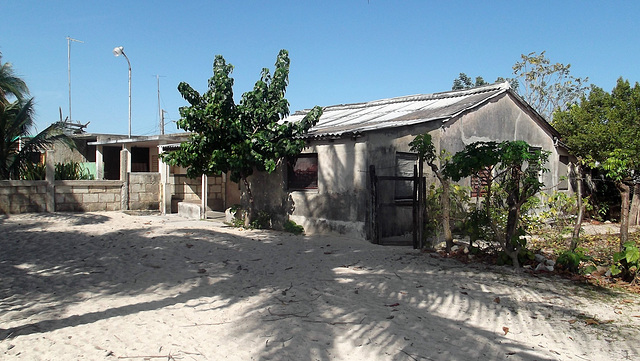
[21,162,46,180]
[284,220,304,235]
[55,161,93,180]
[556,247,594,274]
[250,210,272,229]
[611,242,639,283]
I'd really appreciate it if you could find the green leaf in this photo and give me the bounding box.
[625,245,639,264]
[610,264,622,276]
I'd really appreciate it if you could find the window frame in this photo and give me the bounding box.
[287,153,319,191]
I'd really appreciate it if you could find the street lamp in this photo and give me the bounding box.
[113,46,131,138]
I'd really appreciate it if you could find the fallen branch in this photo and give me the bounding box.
[266,307,312,319]
[117,354,178,360]
[303,316,366,326]
[398,349,435,361]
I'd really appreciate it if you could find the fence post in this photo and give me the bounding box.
[369,165,379,244]
[45,150,55,212]
[413,164,418,249]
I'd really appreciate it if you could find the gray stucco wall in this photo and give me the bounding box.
[439,93,564,192]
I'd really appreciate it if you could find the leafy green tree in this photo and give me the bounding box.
[409,133,454,251]
[554,78,640,250]
[1,55,72,180]
[161,50,323,223]
[452,73,488,90]
[445,141,549,267]
[451,73,518,91]
[513,51,589,121]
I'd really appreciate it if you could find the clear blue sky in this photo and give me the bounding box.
[2,0,639,136]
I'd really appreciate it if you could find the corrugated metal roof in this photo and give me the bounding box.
[285,82,512,139]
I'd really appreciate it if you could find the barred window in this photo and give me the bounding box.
[471,167,491,198]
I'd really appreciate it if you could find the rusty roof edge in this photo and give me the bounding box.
[291,82,511,116]
[441,83,511,123]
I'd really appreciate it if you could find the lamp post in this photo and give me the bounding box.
[113,46,131,138]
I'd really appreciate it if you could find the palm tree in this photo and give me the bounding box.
[0,53,73,180]
[0,52,29,103]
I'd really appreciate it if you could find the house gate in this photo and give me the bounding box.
[368,164,426,248]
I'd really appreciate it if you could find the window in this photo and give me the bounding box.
[395,152,417,200]
[288,154,318,190]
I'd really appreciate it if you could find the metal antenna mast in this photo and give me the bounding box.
[155,75,166,135]
[67,36,84,123]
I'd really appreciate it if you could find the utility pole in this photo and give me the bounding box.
[161,109,167,135]
[155,75,166,135]
[67,36,84,123]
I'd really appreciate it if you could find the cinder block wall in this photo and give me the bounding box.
[0,181,49,213]
[170,174,224,211]
[54,180,123,212]
[129,173,160,210]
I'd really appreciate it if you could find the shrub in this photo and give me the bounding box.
[556,247,593,274]
[55,161,93,180]
[611,242,639,283]
[284,220,304,235]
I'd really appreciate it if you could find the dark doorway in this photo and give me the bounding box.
[131,147,150,172]
[103,146,121,180]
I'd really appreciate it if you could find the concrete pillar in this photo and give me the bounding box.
[96,145,104,180]
[158,146,171,214]
[45,150,55,212]
[123,144,132,173]
[120,149,130,210]
[222,172,227,209]
[201,174,208,219]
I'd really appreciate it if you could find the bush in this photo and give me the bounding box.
[556,247,593,273]
[284,220,304,235]
[55,161,93,180]
[611,242,639,283]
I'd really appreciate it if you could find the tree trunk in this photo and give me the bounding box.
[504,197,521,268]
[570,164,584,251]
[441,178,453,252]
[616,181,630,251]
[629,182,640,226]
[242,177,255,227]
[429,163,453,252]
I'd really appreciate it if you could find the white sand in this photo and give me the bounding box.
[1,211,639,360]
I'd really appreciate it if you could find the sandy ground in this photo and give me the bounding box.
[1,212,639,361]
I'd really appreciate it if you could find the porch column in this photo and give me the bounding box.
[122,144,132,173]
[96,145,104,180]
[158,146,171,214]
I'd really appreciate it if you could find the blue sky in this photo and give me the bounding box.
[2,1,639,136]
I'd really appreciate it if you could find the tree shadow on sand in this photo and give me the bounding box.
[0,212,638,360]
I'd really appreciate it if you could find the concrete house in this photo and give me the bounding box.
[250,82,573,243]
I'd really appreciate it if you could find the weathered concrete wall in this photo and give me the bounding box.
[54,180,123,212]
[440,93,565,193]
[0,181,49,213]
[289,140,369,237]
[129,173,160,210]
